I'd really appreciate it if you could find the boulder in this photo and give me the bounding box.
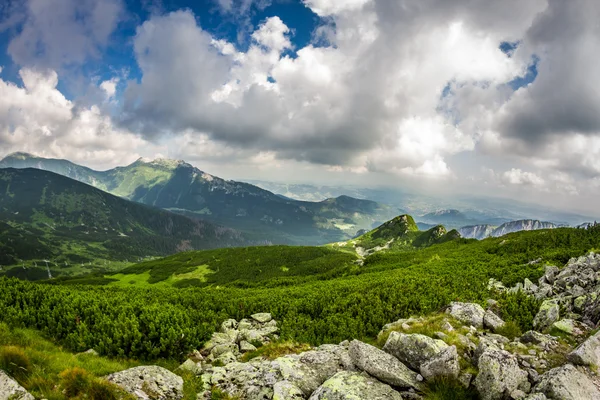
[543,266,560,284]
[348,340,420,389]
[239,340,258,353]
[533,300,560,332]
[520,331,556,346]
[273,381,304,400]
[275,350,341,396]
[567,330,600,367]
[474,349,528,400]
[383,332,448,370]
[534,364,600,400]
[251,313,273,323]
[484,310,506,332]
[0,370,34,400]
[551,319,579,336]
[446,302,485,328]
[308,371,403,400]
[106,366,184,400]
[176,359,203,375]
[419,345,460,381]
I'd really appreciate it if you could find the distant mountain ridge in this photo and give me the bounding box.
[0,152,401,245]
[459,219,558,239]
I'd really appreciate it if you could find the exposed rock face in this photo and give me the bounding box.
[106,366,184,400]
[419,345,460,381]
[474,349,528,400]
[459,224,495,240]
[533,364,600,399]
[383,332,448,370]
[533,300,560,332]
[567,330,600,367]
[0,370,34,400]
[273,380,304,400]
[348,340,420,389]
[484,310,506,332]
[202,314,279,364]
[446,302,485,328]
[308,371,404,400]
[490,220,557,238]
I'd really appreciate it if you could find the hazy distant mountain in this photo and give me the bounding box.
[0,153,401,245]
[0,168,251,276]
[458,225,496,240]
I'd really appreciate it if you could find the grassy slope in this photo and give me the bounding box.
[0,168,250,277]
[1,226,599,362]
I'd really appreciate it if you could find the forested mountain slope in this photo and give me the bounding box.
[0,168,250,278]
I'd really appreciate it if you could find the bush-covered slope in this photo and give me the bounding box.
[0,168,250,276]
[1,225,599,360]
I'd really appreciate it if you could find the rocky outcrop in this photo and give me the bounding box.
[446,302,485,328]
[567,330,600,367]
[474,349,528,400]
[0,370,34,400]
[419,345,460,381]
[201,313,279,364]
[533,300,560,332]
[308,371,404,400]
[106,366,184,400]
[383,332,448,370]
[348,339,420,389]
[533,364,600,399]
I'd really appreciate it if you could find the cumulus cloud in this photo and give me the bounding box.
[0,69,155,169]
[501,168,545,187]
[6,0,123,70]
[120,1,551,178]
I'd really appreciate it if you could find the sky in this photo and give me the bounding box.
[0,0,599,214]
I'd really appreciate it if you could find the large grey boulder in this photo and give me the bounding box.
[308,371,403,400]
[474,349,528,400]
[106,366,184,400]
[0,370,34,400]
[533,300,560,332]
[275,350,341,396]
[534,364,600,399]
[251,313,273,323]
[348,340,420,389]
[484,310,506,332]
[383,332,448,370]
[567,329,600,367]
[272,380,304,400]
[446,302,485,328]
[419,345,460,381]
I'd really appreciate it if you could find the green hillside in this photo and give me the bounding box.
[2,225,600,362]
[0,153,400,245]
[0,168,250,277]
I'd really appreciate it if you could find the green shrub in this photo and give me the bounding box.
[424,377,478,400]
[59,367,92,397]
[495,320,522,340]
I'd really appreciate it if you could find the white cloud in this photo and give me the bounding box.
[0,68,155,169]
[501,168,545,187]
[303,0,371,17]
[7,0,123,70]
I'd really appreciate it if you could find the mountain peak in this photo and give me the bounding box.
[2,151,37,161]
[134,157,190,169]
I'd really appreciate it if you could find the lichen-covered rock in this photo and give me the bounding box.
[551,319,579,335]
[524,394,547,400]
[519,331,556,346]
[484,310,506,332]
[251,313,273,323]
[419,345,460,381]
[567,329,600,367]
[276,350,341,396]
[106,366,184,400]
[0,370,34,400]
[308,371,403,400]
[176,359,202,375]
[273,380,304,400]
[446,302,485,328]
[383,332,448,370]
[239,340,257,353]
[533,364,600,400]
[474,349,528,400]
[533,300,560,332]
[220,318,238,332]
[348,340,420,389]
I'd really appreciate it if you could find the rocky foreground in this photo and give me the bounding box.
[4,254,600,399]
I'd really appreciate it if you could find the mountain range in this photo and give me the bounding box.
[0,152,401,245]
[458,220,560,240]
[0,168,252,278]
